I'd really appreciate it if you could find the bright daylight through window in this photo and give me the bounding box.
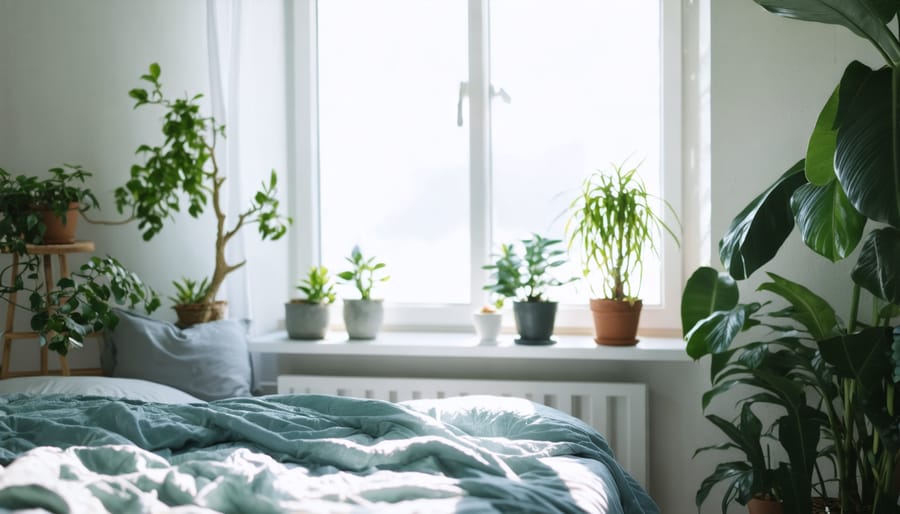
[313,0,678,329]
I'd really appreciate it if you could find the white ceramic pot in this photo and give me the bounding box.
[472,312,502,343]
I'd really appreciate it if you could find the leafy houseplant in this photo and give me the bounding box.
[566,162,678,345]
[483,234,572,345]
[285,266,336,340]
[682,2,900,513]
[114,63,291,326]
[0,165,98,246]
[338,246,389,340]
[0,167,158,356]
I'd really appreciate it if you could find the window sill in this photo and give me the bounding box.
[248,330,691,362]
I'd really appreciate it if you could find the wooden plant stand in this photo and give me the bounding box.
[1,241,101,379]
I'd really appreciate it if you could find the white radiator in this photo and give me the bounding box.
[277,375,648,488]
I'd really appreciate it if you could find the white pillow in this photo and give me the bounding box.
[0,376,203,404]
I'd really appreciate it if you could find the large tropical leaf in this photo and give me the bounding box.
[775,405,821,514]
[834,65,900,227]
[819,326,893,392]
[790,181,866,261]
[757,273,841,340]
[681,267,739,336]
[686,303,761,360]
[719,161,807,280]
[751,0,900,65]
[806,85,839,185]
[696,461,753,514]
[851,227,900,304]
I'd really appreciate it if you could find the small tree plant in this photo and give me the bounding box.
[483,234,572,305]
[114,63,291,308]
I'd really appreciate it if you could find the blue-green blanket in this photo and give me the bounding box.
[0,394,658,513]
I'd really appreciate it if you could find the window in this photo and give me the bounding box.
[290,0,682,331]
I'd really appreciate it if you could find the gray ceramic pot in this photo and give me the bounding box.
[513,301,558,345]
[285,301,330,340]
[343,299,384,340]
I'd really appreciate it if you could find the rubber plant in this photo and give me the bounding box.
[682,2,900,512]
[114,63,291,322]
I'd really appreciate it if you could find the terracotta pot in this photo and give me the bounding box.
[37,202,80,244]
[174,301,227,328]
[590,298,642,345]
[748,497,783,514]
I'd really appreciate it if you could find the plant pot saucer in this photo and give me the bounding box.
[514,338,556,346]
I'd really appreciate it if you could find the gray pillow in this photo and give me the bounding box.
[102,309,252,401]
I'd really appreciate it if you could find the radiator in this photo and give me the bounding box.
[277,374,648,488]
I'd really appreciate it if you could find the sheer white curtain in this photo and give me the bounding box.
[206,0,290,333]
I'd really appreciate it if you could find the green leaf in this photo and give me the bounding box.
[681,267,739,337]
[719,161,807,280]
[751,0,900,66]
[757,273,840,340]
[685,303,758,359]
[149,62,161,79]
[805,85,839,185]
[819,326,893,393]
[696,461,753,514]
[851,227,900,304]
[834,65,900,226]
[790,181,866,261]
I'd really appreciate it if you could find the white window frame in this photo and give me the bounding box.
[286,0,683,333]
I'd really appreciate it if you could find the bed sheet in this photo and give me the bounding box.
[0,393,658,514]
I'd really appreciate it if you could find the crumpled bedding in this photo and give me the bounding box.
[0,393,658,514]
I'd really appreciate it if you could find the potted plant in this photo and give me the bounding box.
[683,2,900,512]
[472,303,502,343]
[695,402,784,514]
[114,63,291,326]
[565,162,678,346]
[167,277,222,328]
[0,167,159,356]
[337,246,389,340]
[0,165,98,246]
[285,266,336,340]
[483,234,572,345]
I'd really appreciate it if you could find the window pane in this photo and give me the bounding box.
[318,1,469,304]
[490,0,662,305]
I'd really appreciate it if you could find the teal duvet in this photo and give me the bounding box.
[0,394,658,513]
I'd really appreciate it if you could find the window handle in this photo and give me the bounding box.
[457,81,468,127]
[457,82,512,127]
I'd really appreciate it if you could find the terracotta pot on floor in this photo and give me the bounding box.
[590,298,642,346]
[748,497,783,514]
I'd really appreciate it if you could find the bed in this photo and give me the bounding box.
[0,376,659,514]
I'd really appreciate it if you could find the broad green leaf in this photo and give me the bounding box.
[149,62,161,79]
[681,267,739,336]
[805,85,839,185]
[834,65,900,226]
[790,181,866,261]
[819,326,893,393]
[752,0,900,65]
[685,304,756,359]
[719,161,807,280]
[836,61,871,132]
[851,227,900,304]
[758,273,840,340]
[696,461,752,514]
[775,405,820,514]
